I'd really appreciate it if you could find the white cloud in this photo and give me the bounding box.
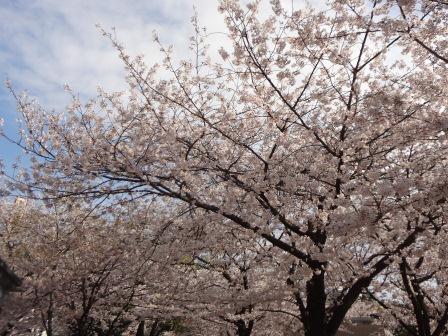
[0,0,226,107]
[0,0,321,109]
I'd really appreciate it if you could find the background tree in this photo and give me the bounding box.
[367,222,448,336]
[0,199,195,336]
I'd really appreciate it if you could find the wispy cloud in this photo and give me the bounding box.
[0,0,324,108]
[0,0,229,108]
[0,0,325,170]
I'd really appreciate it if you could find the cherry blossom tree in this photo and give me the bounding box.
[168,216,298,336]
[0,199,199,336]
[2,0,448,335]
[367,223,448,336]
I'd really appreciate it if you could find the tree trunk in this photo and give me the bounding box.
[47,292,53,336]
[400,260,431,336]
[136,320,145,336]
[304,326,330,336]
[235,319,254,336]
[303,271,328,336]
[148,319,160,336]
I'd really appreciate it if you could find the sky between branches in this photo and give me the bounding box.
[0,0,326,172]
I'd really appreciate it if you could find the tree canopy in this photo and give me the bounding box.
[1,0,448,335]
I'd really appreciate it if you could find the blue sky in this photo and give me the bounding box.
[0,0,232,174]
[0,0,317,174]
